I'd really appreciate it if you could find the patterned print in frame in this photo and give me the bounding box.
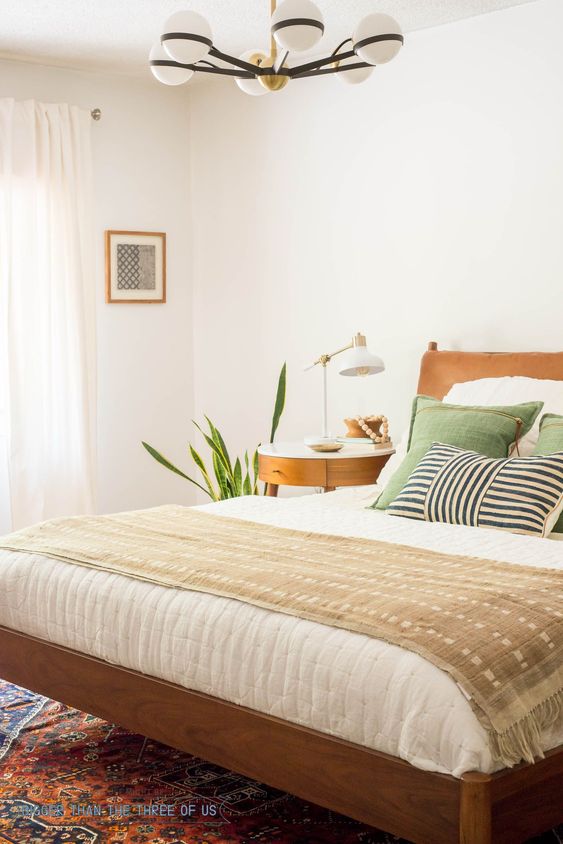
[105,230,166,303]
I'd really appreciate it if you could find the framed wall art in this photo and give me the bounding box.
[105,230,166,303]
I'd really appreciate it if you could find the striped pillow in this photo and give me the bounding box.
[386,443,563,537]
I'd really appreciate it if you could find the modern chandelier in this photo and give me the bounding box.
[149,0,403,94]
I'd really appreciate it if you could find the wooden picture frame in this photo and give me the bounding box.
[105,230,166,303]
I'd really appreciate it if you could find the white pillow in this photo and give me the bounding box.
[443,376,563,455]
[376,433,407,490]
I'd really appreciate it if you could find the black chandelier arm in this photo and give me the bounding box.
[150,59,195,71]
[208,47,294,77]
[150,59,254,78]
[274,50,289,74]
[208,47,266,75]
[288,32,403,77]
[331,37,353,56]
[287,48,356,77]
[194,64,254,78]
[292,60,372,80]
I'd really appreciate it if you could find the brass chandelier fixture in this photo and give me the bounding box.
[150,0,403,94]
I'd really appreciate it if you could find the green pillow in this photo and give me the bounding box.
[373,395,543,510]
[532,413,563,532]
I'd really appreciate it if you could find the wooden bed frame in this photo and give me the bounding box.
[1,342,562,844]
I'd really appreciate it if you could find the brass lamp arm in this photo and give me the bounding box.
[305,332,368,370]
[308,342,354,370]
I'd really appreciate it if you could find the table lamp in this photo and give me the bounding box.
[304,332,384,442]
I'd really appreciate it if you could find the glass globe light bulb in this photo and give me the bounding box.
[149,42,194,86]
[271,0,324,53]
[235,50,269,96]
[352,13,403,66]
[334,54,374,85]
[161,10,213,65]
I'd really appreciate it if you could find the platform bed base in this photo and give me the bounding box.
[0,626,561,844]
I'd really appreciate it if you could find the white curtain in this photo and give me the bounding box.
[0,99,96,529]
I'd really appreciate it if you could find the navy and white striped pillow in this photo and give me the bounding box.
[386,443,563,537]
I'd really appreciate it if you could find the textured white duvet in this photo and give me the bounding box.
[0,487,561,778]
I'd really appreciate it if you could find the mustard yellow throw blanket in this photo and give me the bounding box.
[1,505,561,768]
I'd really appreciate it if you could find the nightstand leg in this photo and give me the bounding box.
[265,483,279,497]
[323,486,336,493]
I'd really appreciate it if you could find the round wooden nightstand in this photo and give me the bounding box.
[258,442,395,497]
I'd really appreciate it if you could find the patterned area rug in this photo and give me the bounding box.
[0,680,560,844]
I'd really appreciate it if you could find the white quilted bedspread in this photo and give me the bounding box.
[0,486,561,778]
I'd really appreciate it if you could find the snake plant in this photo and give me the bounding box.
[142,363,286,501]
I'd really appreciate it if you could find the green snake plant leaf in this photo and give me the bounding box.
[269,362,287,443]
[213,451,231,499]
[142,442,211,498]
[233,457,243,496]
[205,416,233,475]
[243,450,251,494]
[189,444,219,501]
[193,421,235,490]
[252,448,260,494]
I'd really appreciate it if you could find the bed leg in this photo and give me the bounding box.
[459,772,492,844]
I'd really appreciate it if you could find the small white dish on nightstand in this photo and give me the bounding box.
[303,437,344,453]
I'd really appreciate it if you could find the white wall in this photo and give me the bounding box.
[189,0,563,482]
[0,60,196,512]
[2,0,562,512]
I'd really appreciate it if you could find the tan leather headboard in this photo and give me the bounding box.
[418,341,563,400]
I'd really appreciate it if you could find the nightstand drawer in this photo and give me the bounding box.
[258,455,326,487]
[326,453,391,487]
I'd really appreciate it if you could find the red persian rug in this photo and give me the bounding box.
[0,680,560,844]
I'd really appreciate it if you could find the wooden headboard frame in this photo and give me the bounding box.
[418,341,563,400]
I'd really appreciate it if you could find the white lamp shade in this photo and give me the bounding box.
[338,346,385,377]
[149,43,194,85]
[334,55,374,85]
[272,0,324,53]
[162,10,212,65]
[353,13,403,65]
[235,50,269,96]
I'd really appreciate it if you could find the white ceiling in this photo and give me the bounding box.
[0,0,537,76]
